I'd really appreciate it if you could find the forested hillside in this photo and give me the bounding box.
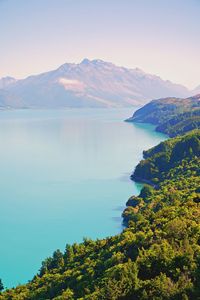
[132,130,200,183]
[1,127,200,298]
[126,94,200,137]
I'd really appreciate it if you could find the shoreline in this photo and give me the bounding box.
[130,174,158,188]
[122,119,169,223]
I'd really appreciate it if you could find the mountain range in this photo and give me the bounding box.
[0,59,197,108]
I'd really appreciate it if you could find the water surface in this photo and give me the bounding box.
[0,108,166,288]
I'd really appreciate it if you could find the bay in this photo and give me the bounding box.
[0,108,166,288]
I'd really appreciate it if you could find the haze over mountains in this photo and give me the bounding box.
[0,59,197,109]
[0,76,16,89]
[193,85,200,95]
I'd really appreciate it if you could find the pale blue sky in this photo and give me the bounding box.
[0,0,199,89]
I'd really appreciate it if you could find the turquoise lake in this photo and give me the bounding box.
[0,108,166,288]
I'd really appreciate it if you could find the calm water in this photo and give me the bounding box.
[0,108,166,288]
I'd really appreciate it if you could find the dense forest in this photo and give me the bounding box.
[126,94,200,137]
[1,97,200,299]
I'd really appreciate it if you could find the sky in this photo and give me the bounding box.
[0,0,199,89]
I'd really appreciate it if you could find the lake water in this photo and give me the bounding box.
[0,108,166,288]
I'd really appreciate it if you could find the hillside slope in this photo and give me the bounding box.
[126,94,200,137]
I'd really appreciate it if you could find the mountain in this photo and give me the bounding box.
[0,76,16,89]
[193,85,200,95]
[126,94,200,137]
[0,59,190,108]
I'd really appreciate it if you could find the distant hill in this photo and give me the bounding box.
[0,59,191,108]
[126,94,200,137]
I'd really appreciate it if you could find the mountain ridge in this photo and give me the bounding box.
[0,59,193,109]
